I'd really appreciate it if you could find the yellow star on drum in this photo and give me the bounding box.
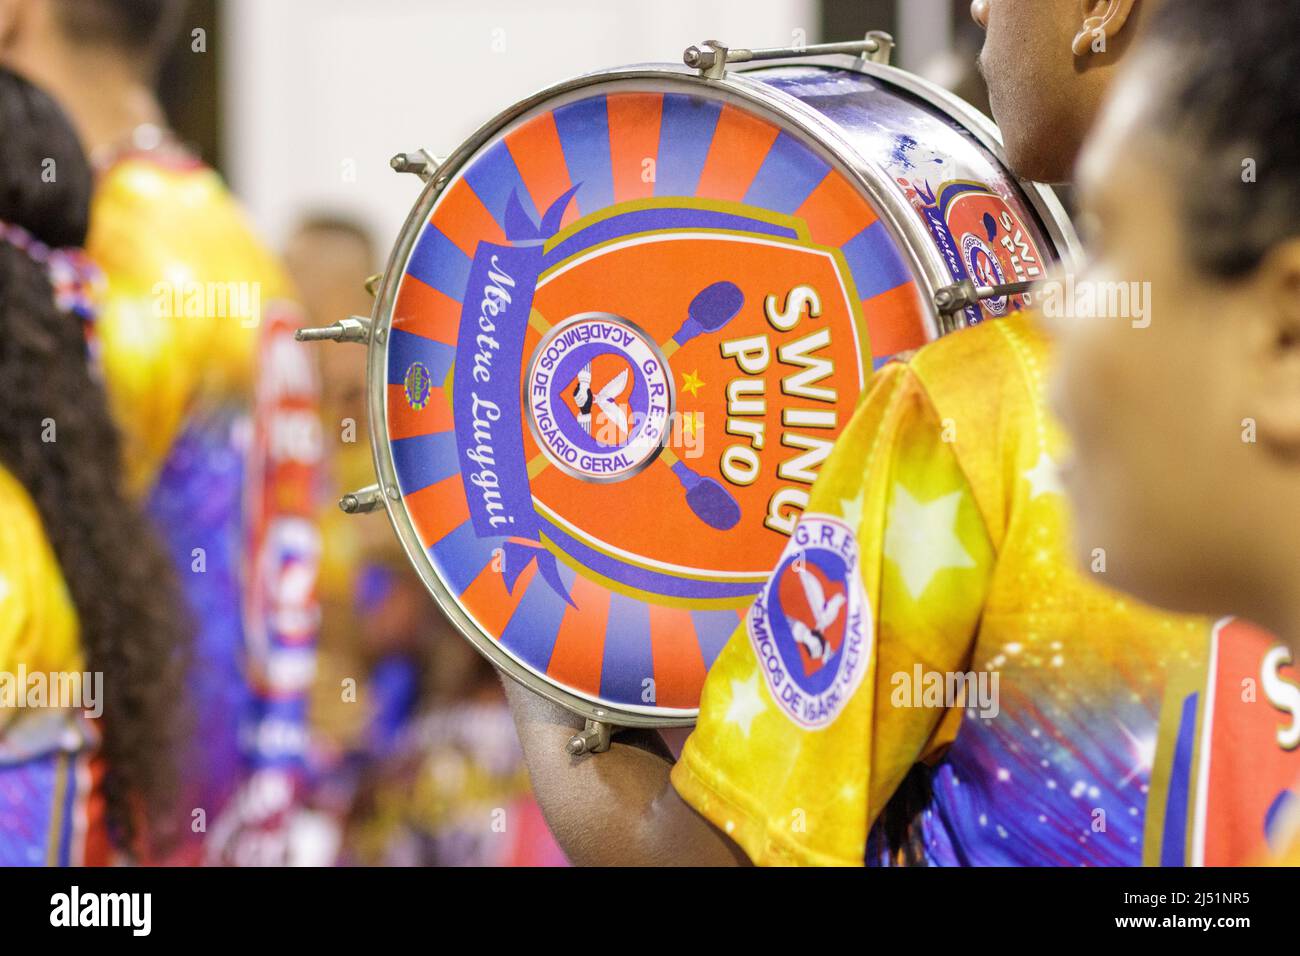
[680,369,705,397]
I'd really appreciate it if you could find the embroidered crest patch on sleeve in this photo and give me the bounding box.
[747,513,872,728]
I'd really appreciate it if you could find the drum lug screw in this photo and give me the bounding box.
[389,149,440,182]
[339,484,384,515]
[294,315,371,344]
[859,30,895,66]
[684,39,730,79]
[933,278,1037,316]
[566,718,614,756]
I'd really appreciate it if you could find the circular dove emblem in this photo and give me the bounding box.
[962,232,1008,316]
[525,313,674,484]
[748,514,872,728]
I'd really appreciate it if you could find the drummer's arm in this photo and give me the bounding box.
[503,678,750,866]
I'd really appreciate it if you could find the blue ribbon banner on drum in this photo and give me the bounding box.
[453,186,581,608]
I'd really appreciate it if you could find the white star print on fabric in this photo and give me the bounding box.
[724,673,766,737]
[1024,452,1064,500]
[839,492,866,533]
[884,485,976,600]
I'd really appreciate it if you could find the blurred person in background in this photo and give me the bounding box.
[284,214,378,780]
[0,0,324,865]
[283,214,384,856]
[506,0,1299,867]
[284,214,565,866]
[339,572,566,867]
[0,65,188,865]
[1051,0,1300,864]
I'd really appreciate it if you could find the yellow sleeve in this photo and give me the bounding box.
[671,360,994,865]
[0,468,80,686]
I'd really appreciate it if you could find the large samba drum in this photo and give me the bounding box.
[300,34,1078,751]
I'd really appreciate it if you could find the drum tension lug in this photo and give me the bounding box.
[339,484,384,515]
[364,273,382,298]
[933,278,1037,315]
[390,149,441,182]
[683,39,731,79]
[566,718,615,756]
[858,30,895,66]
[295,314,371,344]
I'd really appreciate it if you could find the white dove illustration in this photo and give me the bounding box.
[593,367,629,437]
[790,568,845,664]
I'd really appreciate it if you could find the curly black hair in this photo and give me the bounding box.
[0,66,190,857]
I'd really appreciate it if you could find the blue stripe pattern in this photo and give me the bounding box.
[553,96,615,217]
[463,140,540,228]
[500,563,576,672]
[390,431,460,495]
[406,225,472,302]
[429,520,505,595]
[1160,691,1200,866]
[691,608,746,669]
[743,133,829,213]
[841,220,915,301]
[654,93,722,198]
[601,592,654,705]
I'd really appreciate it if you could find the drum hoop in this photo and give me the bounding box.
[777,54,1082,279]
[366,59,1078,727]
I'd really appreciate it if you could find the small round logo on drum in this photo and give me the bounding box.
[961,232,1009,317]
[525,313,674,483]
[748,514,871,729]
[404,360,433,411]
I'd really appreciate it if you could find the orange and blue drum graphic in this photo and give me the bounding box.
[380,71,1060,719]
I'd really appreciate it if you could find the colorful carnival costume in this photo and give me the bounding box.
[91,141,321,864]
[672,313,1300,866]
[0,467,111,865]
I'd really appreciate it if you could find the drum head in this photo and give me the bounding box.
[375,74,938,724]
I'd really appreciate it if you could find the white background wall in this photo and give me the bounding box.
[223,0,818,256]
[897,0,953,72]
